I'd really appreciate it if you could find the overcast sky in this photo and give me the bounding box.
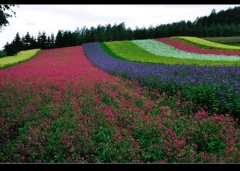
[0,5,239,50]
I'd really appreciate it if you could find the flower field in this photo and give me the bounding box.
[0,49,41,69]
[84,42,240,119]
[132,39,240,61]
[173,36,240,51]
[156,38,240,56]
[1,37,240,163]
[102,40,240,66]
[0,46,112,87]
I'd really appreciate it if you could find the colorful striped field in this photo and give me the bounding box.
[102,40,240,66]
[1,36,240,163]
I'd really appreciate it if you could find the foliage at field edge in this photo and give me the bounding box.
[0,50,7,58]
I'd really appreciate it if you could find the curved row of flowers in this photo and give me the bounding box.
[156,38,240,56]
[173,36,240,51]
[83,42,240,120]
[132,39,240,61]
[103,40,240,66]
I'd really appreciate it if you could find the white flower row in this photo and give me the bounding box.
[132,39,240,61]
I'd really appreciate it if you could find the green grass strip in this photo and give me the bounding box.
[0,49,41,69]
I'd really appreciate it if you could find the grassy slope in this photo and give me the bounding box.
[0,49,41,69]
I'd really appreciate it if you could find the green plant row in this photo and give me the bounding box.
[0,49,41,69]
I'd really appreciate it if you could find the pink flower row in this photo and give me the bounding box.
[0,46,115,89]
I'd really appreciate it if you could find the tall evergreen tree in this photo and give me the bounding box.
[55,30,64,48]
[37,31,47,49]
[22,32,31,50]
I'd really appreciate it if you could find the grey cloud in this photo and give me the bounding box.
[26,22,35,26]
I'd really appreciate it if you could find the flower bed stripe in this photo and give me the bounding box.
[103,40,240,66]
[132,39,240,61]
[156,38,240,56]
[173,36,240,51]
[0,46,112,88]
[83,42,240,119]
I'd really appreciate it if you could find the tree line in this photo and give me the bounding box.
[195,6,240,26]
[4,32,55,55]
[3,6,240,56]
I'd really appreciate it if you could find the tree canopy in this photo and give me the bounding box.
[0,5,16,31]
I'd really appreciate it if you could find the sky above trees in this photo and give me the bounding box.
[0,5,239,50]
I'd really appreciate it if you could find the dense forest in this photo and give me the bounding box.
[3,6,240,56]
[195,7,240,26]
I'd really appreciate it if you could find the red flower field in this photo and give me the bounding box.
[0,46,112,88]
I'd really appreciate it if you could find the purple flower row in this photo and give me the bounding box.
[82,42,240,90]
[83,42,240,116]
